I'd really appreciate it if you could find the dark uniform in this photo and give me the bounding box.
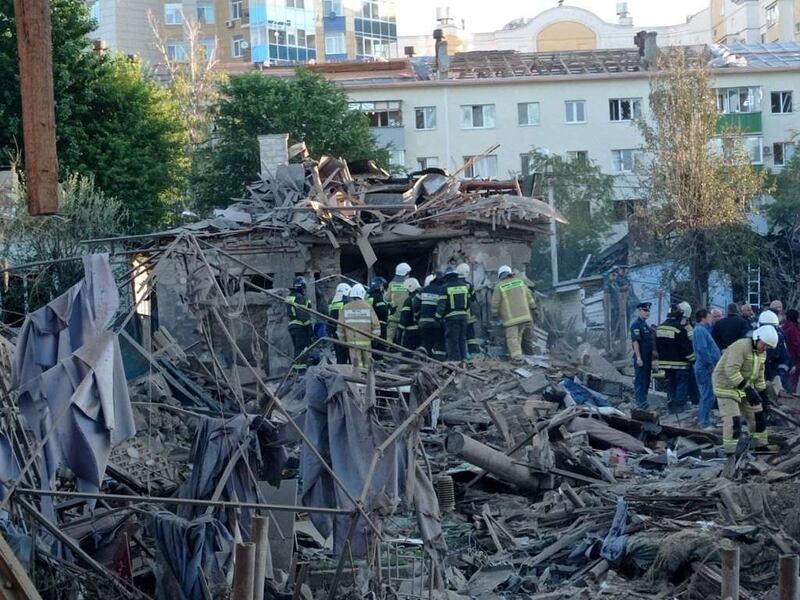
[328,297,349,364]
[465,282,480,356]
[287,280,313,373]
[417,277,445,359]
[630,303,654,410]
[436,272,470,361]
[655,310,696,412]
[366,278,389,345]
[398,291,421,353]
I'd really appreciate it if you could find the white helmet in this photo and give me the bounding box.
[758,310,780,326]
[754,325,779,349]
[498,265,513,278]
[395,262,411,276]
[456,263,470,279]
[334,283,352,301]
[405,277,421,293]
[424,274,435,287]
[678,301,692,318]
[350,283,367,300]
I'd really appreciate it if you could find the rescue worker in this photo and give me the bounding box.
[328,283,351,365]
[490,265,537,365]
[693,309,721,429]
[457,262,481,357]
[759,310,792,389]
[655,305,695,413]
[339,283,381,372]
[287,276,313,373]
[679,301,700,407]
[630,302,654,410]
[386,263,412,345]
[366,277,389,340]
[437,266,471,362]
[713,325,778,454]
[398,278,421,354]
[417,273,445,359]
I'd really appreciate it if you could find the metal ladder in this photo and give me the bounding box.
[747,263,761,308]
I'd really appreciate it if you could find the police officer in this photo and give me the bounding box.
[630,302,654,410]
[287,276,313,373]
[436,266,470,361]
[328,283,351,365]
[386,263,411,345]
[366,277,389,340]
[457,263,480,357]
[418,273,445,359]
[339,284,381,372]
[490,265,537,364]
[398,277,421,354]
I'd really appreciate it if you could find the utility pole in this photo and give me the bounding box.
[14,0,60,215]
[545,164,558,287]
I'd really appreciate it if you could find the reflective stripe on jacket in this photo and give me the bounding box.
[386,280,408,323]
[490,277,535,327]
[436,275,470,319]
[713,337,767,392]
[287,291,312,329]
[655,317,695,369]
[339,299,381,347]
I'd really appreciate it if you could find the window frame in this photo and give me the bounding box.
[349,101,402,128]
[609,97,642,122]
[517,102,541,127]
[414,106,436,130]
[196,1,215,24]
[766,3,779,27]
[200,37,216,60]
[231,35,246,58]
[460,104,496,129]
[773,141,796,166]
[165,3,184,25]
[416,157,439,170]
[230,0,243,20]
[716,86,763,114]
[566,150,589,164]
[611,149,640,173]
[463,155,499,179]
[565,100,586,124]
[166,40,188,61]
[323,0,344,16]
[325,32,346,54]
[771,90,793,114]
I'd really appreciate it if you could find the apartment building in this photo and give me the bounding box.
[710,0,800,44]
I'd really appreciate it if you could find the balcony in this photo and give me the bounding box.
[717,112,762,134]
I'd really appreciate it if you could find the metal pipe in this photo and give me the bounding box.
[780,554,799,600]
[721,545,740,600]
[232,542,256,600]
[252,515,272,600]
[445,432,548,493]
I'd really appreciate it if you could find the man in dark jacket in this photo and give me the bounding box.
[417,273,445,359]
[436,266,470,361]
[656,306,696,413]
[287,276,313,373]
[712,303,751,351]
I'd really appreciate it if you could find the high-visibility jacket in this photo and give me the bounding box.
[415,281,442,326]
[339,299,380,347]
[366,289,389,325]
[386,278,408,324]
[328,299,345,336]
[490,276,536,327]
[398,292,420,332]
[655,317,695,370]
[287,290,312,331]
[436,274,471,320]
[713,337,767,393]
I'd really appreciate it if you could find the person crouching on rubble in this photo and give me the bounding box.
[328,283,351,365]
[491,265,537,365]
[713,325,777,454]
[656,304,695,414]
[287,276,313,373]
[339,283,381,373]
[398,277,422,355]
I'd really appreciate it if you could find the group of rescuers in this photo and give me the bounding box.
[631,299,785,455]
[285,261,538,373]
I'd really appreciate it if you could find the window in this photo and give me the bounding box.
[196,1,214,23]
[165,3,183,25]
[716,87,762,114]
[325,32,345,54]
[766,3,779,27]
[461,104,495,129]
[230,0,243,20]
[612,149,640,173]
[711,136,763,164]
[609,98,642,121]
[517,102,540,126]
[414,107,436,130]
[565,100,586,123]
[390,149,406,166]
[771,91,793,113]
[567,150,588,164]
[232,35,245,58]
[323,0,343,16]
[286,0,305,7]
[745,136,764,164]
[349,101,402,127]
[357,36,389,57]
[200,37,216,59]
[773,142,796,166]
[360,1,380,19]
[463,155,499,179]
[166,40,187,61]
[416,157,439,170]
[520,154,536,176]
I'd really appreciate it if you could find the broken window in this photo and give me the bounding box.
[771,91,793,114]
[416,156,439,170]
[567,150,589,164]
[716,86,762,114]
[165,3,183,25]
[461,104,495,129]
[325,32,345,54]
[350,101,402,128]
[517,102,540,126]
[414,107,436,130]
[609,98,642,122]
[463,155,499,179]
[565,100,586,123]
[611,149,640,173]
[773,142,796,166]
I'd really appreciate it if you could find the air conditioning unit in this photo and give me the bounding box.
[763,145,772,156]
[240,41,249,49]
[225,19,234,28]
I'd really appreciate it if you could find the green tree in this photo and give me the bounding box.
[525,150,616,286]
[762,152,800,306]
[191,69,389,212]
[0,0,187,232]
[637,51,768,307]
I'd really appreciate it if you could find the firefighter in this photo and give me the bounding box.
[398,278,421,353]
[437,266,471,361]
[678,301,700,407]
[286,276,313,373]
[386,263,412,345]
[328,283,351,365]
[457,262,481,357]
[418,273,445,359]
[655,305,695,413]
[366,277,389,340]
[490,265,537,364]
[713,325,778,454]
[339,283,380,372]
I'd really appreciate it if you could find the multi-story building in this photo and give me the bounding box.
[316,0,398,62]
[710,0,800,44]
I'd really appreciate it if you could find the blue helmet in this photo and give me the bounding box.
[370,276,387,290]
[293,276,307,289]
